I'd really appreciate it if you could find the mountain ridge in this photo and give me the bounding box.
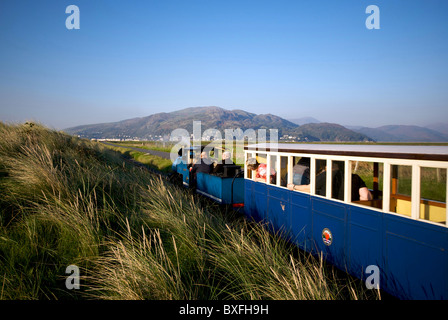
[64,106,447,142]
[64,106,373,142]
[349,124,448,142]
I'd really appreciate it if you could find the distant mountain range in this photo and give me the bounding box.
[289,117,448,142]
[66,106,305,140]
[422,122,448,136]
[289,117,321,126]
[345,124,448,142]
[64,106,448,142]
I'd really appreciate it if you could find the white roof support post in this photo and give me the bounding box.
[310,157,316,196]
[276,154,281,187]
[344,160,351,203]
[288,156,293,185]
[266,154,271,186]
[383,162,391,213]
[411,164,421,220]
[326,159,332,199]
[446,169,448,227]
[244,151,248,179]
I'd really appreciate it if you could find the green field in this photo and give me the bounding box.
[0,122,379,300]
[109,140,174,153]
[103,144,173,173]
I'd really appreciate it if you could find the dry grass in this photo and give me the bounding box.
[0,122,379,300]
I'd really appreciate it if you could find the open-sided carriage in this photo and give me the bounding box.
[172,147,245,207]
[244,143,448,300]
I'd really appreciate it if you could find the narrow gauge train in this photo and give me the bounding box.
[174,147,245,206]
[175,143,448,300]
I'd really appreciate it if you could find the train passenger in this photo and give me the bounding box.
[254,163,276,184]
[213,151,235,174]
[246,158,258,171]
[330,161,372,201]
[287,157,310,190]
[350,174,373,201]
[246,158,276,184]
[172,148,183,171]
[314,161,329,197]
[191,151,213,174]
[287,159,325,192]
[222,151,234,165]
[190,152,213,189]
[287,162,372,201]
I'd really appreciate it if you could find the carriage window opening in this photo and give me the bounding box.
[257,153,267,165]
[246,152,254,180]
[250,153,274,184]
[286,156,310,193]
[390,165,412,216]
[280,156,288,187]
[351,161,383,209]
[420,167,446,225]
[315,159,327,197]
[269,155,278,185]
[331,161,345,201]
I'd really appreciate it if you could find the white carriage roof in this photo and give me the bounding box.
[245,143,448,161]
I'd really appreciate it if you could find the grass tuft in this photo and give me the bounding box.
[0,122,378,300]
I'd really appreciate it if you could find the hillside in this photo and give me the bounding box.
[289,117,321,126]
[295,123,373,142]
[65,106,304,140]
[352,125,448,142]
[65,106,372,142]
[425,122,448,136]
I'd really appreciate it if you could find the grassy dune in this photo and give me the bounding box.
[0,122,378,300]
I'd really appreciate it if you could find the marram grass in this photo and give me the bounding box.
[0,122,379,300]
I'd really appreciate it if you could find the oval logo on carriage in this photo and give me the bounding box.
[322,228,333,246]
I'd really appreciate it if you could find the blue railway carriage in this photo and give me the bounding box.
[244,143,448,300]
[174,147,245,206]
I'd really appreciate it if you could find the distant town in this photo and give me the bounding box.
[86,133,309,143]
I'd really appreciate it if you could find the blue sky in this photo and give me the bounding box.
[0,0,447,129]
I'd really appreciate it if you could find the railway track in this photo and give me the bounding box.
[100,141,176,182]
[100,141,172,159]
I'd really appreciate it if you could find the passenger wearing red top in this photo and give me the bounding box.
[254,163,276,184]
